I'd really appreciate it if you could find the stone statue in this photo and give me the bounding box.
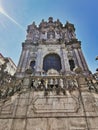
[64,21,76,42]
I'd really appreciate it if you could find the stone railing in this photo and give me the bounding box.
[29,75,79,95]
[0,74,98,100]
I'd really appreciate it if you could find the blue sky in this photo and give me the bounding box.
[0,0,98,73]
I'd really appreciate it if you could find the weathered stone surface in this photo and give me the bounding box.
[87,118,98,130]
[11,119,26,130]
[0,119,12,130]
[0,17,98,130]
[33,95,79,113]
[26,118,47,130]
[0,81,98,130]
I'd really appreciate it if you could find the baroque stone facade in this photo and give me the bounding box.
[16,17,89,77]
[0,17,98,130]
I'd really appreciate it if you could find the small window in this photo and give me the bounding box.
[30,61,35,70]
[69,59,75,71]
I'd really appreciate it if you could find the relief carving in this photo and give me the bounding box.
[32,95,80,113]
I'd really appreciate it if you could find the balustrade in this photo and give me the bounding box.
[30,76,78,95]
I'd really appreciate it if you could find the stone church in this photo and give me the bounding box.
[0,17,98,130]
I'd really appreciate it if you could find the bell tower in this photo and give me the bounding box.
[1,17,98,130]
[16,17,90,78]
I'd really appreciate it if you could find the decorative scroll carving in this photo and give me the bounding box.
[26,17,77,44]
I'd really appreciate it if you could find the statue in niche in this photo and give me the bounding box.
[40,31,47,40]
[47,30,55,39]
[55,30,62,40]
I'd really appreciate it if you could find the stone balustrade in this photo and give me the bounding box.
[0,75,98,100]
[29,75,79,95]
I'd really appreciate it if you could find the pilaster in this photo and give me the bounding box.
[78,48,89,72]
[36,47,42,74]
[17,48,25,73]
[61,46,70,72]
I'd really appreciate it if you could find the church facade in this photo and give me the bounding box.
[0,17,98,130]
[16,17,89,77]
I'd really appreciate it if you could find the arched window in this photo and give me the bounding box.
[30,61,35,70]
[69,59,75,71]
[43,54,62,72]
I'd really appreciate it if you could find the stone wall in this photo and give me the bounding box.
[0,76,98,130]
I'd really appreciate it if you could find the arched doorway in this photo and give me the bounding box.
[43,54,62,72]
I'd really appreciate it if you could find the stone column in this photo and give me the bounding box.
[78,48,89,71]
[60,47,70,72]
[72,50,79,67]
[74,49,84,70]
[21,49,29,72]
[36,47,42,74]
[17,49,26,73]
[25,49,30,69]
[60,48,65,72]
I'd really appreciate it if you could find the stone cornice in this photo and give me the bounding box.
[72,42,81,49]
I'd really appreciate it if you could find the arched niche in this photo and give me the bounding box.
[43,53,62,72]
[30,61,35,70]
[69,59,75,71]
